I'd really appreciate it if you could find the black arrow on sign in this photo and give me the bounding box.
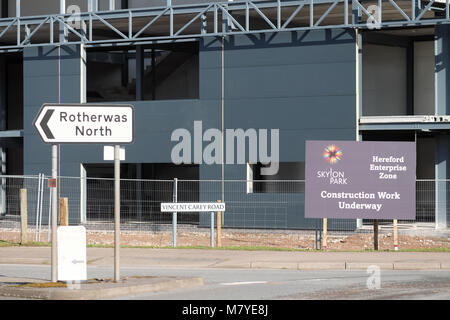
[41,109,55,140]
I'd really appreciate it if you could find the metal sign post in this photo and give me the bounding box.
[210,212,215,248]
[34,103,134,283]
[114,145,120,282]
[172,178,177,248]
[51,144,58,282]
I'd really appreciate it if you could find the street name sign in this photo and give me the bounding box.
[161,202,226,212]
[305,141,416,220]
[33,104,134,144]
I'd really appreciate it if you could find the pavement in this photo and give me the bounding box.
[0,247,449,299]
[0,275,204,300]
[0,246,449,270]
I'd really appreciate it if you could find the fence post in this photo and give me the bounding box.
[38,175,44,241]
[80,164,87,224]
[322,218,327,250]
[314,229,317,250]
[20,188,27,244]
[0,152,6,215]
[35,173,42,241]
[136,164,142,221]
[314,219,322,250]
[373,220,379,251]
[172,178,177,248]
[60,197,68,226]
[319,229,322,250]
[217,200,222,247]
[210,212,215,248]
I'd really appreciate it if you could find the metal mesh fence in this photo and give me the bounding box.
[0,175,447,249]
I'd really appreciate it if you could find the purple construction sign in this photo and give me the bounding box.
[305,141,416,219]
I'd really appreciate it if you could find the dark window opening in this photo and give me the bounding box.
[249,162,305,194]
[0,53,23,131]
[0,53,24,177]
[87,42,199,102]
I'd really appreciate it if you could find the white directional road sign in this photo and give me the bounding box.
[161,202,226,212]
[33,104,134,144]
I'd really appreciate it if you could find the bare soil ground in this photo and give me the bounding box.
[1,228,449,251]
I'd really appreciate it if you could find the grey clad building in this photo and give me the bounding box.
[0,0,449,229]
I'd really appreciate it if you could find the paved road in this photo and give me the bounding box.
[1,264,449,300]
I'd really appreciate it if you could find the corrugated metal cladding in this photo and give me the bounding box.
[23,29,357,229]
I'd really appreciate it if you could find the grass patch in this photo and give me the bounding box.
[169,245,311,252]
[325,247,450,253]
[1,240,449,252]
[21,241,51,247]
[0,240,51,247]
[0,240,19,247]
[85,244,450,252]
[397,247,450,252]
[88,244,310,251]
[14,282,67,288]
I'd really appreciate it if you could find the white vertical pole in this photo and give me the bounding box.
[80,164,87,224]
[60,0,67,43]
[51,145,58,282]
[38,174,44,241]
[16,0,20,17]
[16,0,20,45]
[210,212,215,248]
[0,149,6,216]
[356,27,363,230]
[35,173,42,242]
[109,0,116,10]
[114,145,120,282]
[88,0,98,12]
[172,178,177,248]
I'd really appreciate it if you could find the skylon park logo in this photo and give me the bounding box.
[323,145,343,164]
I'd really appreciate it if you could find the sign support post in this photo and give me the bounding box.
[114,144,120,282]
[172,178,177,248]
[51,144,58,282]
[322,218,327,250]
[373,219,379,250]
[210,212,215,248]
[393,219,399,251]
[217,200,222,247]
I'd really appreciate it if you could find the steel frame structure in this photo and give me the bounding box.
[0,0,448,50]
